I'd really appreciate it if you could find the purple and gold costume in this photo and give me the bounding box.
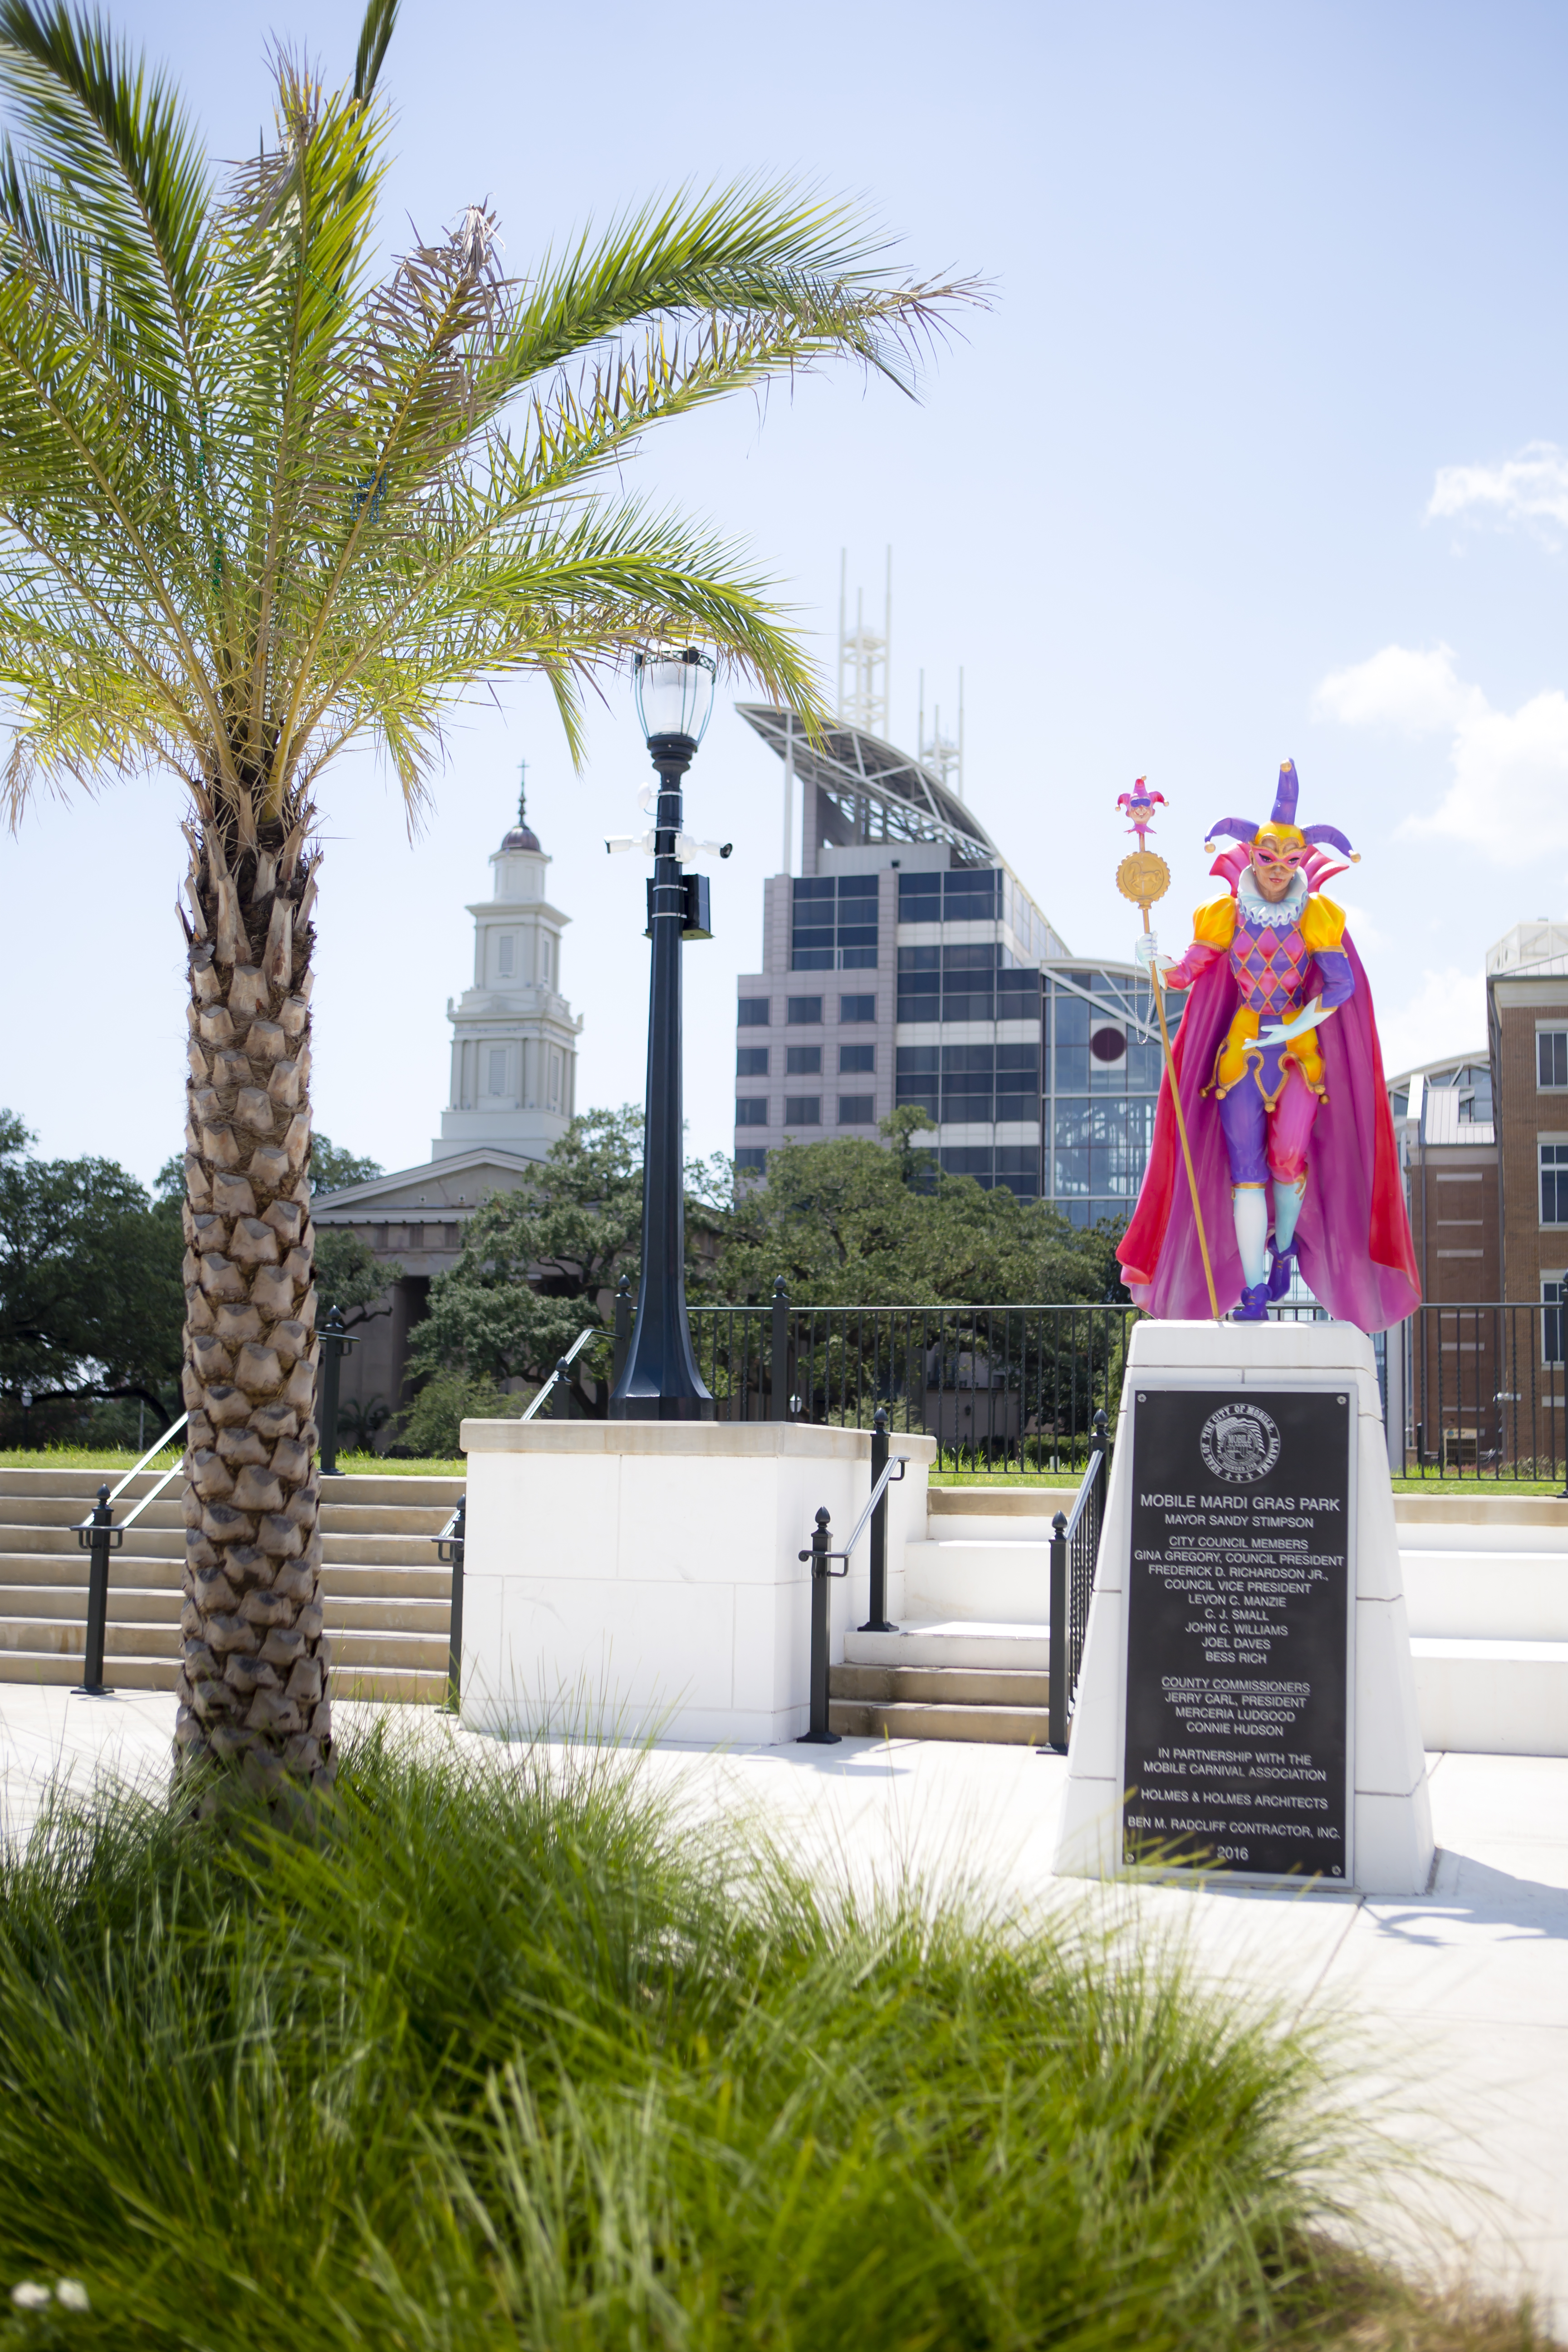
[1118,757,1421,1329]
[1161,876,1354,1192]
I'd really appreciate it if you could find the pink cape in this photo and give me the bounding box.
[1117,934,1421,1333]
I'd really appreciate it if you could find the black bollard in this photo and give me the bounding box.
[797,1505,842,1745]
[612,1275,632,1391]
[437,1496,466,1712]
[74,1482,120,1696]
[318,1304,347,1475]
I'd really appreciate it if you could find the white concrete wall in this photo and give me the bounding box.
[457,1419,933,1745]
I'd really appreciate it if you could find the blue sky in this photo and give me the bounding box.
[4,0,1567,1182]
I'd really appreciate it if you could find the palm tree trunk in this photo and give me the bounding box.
[173,800,331,1805]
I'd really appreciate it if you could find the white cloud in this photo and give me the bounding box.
[1315,642,1568,859]
[1374,965,1487,1083]
[1427,440,1568,534]
[1313,643,1480,736]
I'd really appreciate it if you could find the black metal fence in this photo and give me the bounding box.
[1396,1302,1568,1481]
[686,1289,1138,1476]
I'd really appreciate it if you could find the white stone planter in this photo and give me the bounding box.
[456,1419,934,1744]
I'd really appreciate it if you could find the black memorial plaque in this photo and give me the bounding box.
[1122,1386,1352,1882]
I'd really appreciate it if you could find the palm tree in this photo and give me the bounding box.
[0,0,973,1803]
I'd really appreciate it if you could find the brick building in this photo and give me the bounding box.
[1382,922,1568,1468]
[1386,1054,1498,1469]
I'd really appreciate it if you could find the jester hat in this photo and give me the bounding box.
[1204,759,1357,892]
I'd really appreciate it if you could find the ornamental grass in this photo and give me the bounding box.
[0,1727,1551,2351]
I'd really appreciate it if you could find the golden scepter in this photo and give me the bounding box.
[1115,785,1221,1324]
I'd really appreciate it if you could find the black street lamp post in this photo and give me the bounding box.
[611,646,722,1421]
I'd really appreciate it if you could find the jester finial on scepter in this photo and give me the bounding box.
[1112,780,1220,1322]
[1117,778,1166,847]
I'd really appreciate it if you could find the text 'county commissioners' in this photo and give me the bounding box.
[1121,1387,1352,1881]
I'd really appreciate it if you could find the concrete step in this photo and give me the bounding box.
[828,1695,1052,1744]
[0,1552,183,1591]
[846,1621,1052,1669]
[904,1538,1051,1623]
[0,1651,176,1689]
[1393,1494,1568,1541]
[0,1467,464,1509]
[0,1586,181,1625]
[0,1514,454,1552]
[0,1555,451,1602]
[926,1489,1075,1546]
[928,1487,1075,1519]
[831,1661,1051,1705]
[1402,1552,1568,1641]
[0,1651,447,1703]
[0,1627,182,1665]
[1411,1637,1568,1757]
[0,1616,445,1668]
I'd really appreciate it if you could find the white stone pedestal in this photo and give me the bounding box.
[1053,1320,1434,1896]
[456,1419,935,1744]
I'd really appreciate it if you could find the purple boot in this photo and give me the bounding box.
[1266,1239,1297,1303]
[1231,1280,1270,1323]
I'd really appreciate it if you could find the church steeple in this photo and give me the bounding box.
[431,764,582,1163]
[499,757,541,854]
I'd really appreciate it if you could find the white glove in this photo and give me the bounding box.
[1257,996,1333,1048]
[1135,933,1176,981]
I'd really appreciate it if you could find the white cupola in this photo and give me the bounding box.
[432,770,583,1162]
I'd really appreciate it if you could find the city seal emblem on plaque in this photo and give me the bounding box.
[1199,1401,1280,1484]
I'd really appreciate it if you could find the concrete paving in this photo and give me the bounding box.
[2,1686,1564,2330]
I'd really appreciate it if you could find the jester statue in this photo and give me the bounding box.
[1117,760,1420,1330]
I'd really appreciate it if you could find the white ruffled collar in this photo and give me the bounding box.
[1236,868,1308,931]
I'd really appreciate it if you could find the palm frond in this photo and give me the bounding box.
[352,0,398,105]
[0,15,981,827]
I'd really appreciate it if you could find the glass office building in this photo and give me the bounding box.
[730,703,1183,1224]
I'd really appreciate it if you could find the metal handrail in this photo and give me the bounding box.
[519,1326,602,1421]
[74,1411,189,1532]
[833,1452,909,1565]
[1061,1430,1107,1544]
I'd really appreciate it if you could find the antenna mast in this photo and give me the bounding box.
[836,547,891,735]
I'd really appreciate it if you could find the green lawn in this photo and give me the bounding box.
[0,1728,1545,2350]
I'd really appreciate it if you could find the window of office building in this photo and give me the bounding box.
[784,1094,821,1127]
[736,1147,768,1173]
[736,1046,769,1077]
[841,993,876,1023]
[1043,969,1175,1226]
[839,1042,875,1074]
[790,875,879,970]
[1541,1033,1568,1089]
[897,869,1000,923]
[895,1045,939,1122]
[786,995,822,1025]
[785,1044,821,1075]
[1542,1142,1568,1225]
[838,1094,875,1125]
[738,997,770,1026]
[891,1041,1039,1126]
[735,1098,769,1127]
[896,942,1037,1024]
[933,1144,1039,1200]
[896,865,1057,961]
